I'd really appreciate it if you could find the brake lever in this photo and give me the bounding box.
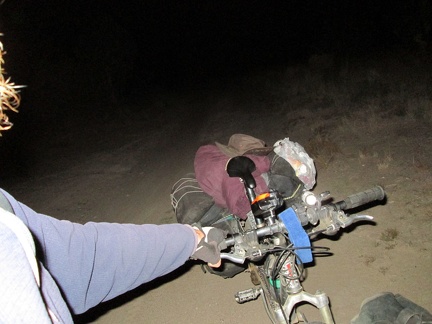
[339,214,374,228]
[220,252,246,264]
[309,213,375,237]
[220,240,269,264]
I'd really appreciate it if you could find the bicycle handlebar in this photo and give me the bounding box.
[220,186,386,263]
[224,221,285,247]
[334,186,385,211]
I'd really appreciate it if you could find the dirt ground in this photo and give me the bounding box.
[2,65,432,323]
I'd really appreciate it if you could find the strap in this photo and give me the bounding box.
[279,207,313,264]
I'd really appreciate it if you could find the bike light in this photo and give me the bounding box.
[302,191,317,206]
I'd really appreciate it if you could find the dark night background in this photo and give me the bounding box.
[0,0,431,177]
[1,3,432,322]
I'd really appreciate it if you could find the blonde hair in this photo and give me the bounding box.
[0,34,24,134]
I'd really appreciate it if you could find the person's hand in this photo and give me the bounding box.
[191,225,227,268]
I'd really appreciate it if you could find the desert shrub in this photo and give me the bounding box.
[261,50,432,122]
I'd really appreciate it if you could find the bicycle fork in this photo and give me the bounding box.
[279,256,335,323]
[235,255,335,324]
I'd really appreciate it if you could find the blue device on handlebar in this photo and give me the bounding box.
[279,207,313,264]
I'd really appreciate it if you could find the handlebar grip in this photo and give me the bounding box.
[335,186,385,210]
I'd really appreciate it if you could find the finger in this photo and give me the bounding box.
[208,259,222,268]
[193,228,205,241]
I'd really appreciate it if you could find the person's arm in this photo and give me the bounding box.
[1,189,198,314]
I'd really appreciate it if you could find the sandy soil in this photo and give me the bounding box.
[2,72,431,323]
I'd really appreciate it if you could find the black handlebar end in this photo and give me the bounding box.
[335,185,385,210]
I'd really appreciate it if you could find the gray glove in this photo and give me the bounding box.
[190,225,227,266]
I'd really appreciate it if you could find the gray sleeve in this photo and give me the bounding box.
[1,189,197,314]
